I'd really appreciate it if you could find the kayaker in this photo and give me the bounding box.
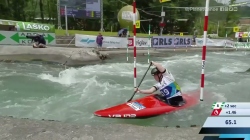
[135,61,185,106]
[27,34,46,48]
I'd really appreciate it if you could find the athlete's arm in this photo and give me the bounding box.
[137,87,156,94]
[151,61,166,73]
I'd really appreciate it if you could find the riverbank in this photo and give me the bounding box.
[99,47,243,58]
[0,45,248,66]
[0,46,104,66]
[0,116,214,140]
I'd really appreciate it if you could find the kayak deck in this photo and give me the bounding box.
[94,91,199,118]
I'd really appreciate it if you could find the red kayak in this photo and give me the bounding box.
[94,91,200,118]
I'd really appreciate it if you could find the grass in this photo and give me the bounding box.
[55,29,193,37]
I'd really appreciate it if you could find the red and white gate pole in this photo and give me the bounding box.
[133,0,137,88]
[200,0,210,101]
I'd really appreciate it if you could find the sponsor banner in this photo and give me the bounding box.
[235,32,250,38]
[75,34,96,47]
[196,38,217,46]
[128,38,133,46]
[75,34,127,48]
[0,31,55,45]
[17,22,55,32]
[121,11,139,21]
[0,19,55,33]
[234,42,250,48]
[128,37,151,47]
[195,38,226,47]
[152,36,192,48]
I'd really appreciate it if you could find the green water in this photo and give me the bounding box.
[1,52,250,127]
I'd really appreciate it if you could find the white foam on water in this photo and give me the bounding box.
[38,63,148,86]
[168,54,200,60]
[174,109,194,121]
[164,54,200,65]
[38,69,80,86]
[219,66,245,73]
[35,63,148,117]
[218,60,248,73]
[0,63,53,79]
[1,103,32,109]
[32,63,151,121]
[212,51,249,56]
[211,91,227,102]
[0,89,18,94]
[0,71,17,77]
[181,80,199,92]
[140,79,155,86]
[1,52,250,126]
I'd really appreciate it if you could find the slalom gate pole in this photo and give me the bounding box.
[200,0,210,101]
[224,40,226,54]
[236,35,238,51]
[133,0,137,89]
[126,26,129,61]
[64,5,68,36]
[174,34,176,51]
[148,24,151,63]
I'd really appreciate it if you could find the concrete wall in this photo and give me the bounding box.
[56,36,75,46]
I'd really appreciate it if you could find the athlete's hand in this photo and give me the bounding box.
[134,88,140,93]
[150,61,155,66]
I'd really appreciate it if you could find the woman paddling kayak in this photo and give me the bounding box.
[135,61,185,107]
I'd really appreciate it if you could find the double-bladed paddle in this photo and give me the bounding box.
[127,63,152,102]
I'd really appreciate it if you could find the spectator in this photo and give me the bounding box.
[193,35,197,43]
[33,34,46,48]
[118,28,128,37]
[122,28,128,37]
[96,33,103,50]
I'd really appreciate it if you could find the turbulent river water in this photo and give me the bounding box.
[0,51,250,127]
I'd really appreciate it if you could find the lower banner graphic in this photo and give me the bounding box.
[195,38,238,48]
[128,37,151,47]
[75,34,127,48]
[152,36,192,48]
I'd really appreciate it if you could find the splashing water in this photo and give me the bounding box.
[1,52,250,126]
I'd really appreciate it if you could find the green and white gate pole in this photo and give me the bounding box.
[224,40,226,54]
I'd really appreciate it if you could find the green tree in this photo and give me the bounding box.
[0,0,241,36]
[218,0,240,37]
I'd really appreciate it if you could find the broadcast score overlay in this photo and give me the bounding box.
[60,0,101,18]
[199,102,250,140]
